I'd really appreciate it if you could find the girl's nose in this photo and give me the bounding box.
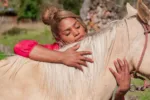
[72,29,79,37]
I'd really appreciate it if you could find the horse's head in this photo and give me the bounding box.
[137,0,150,25]
[126,0,150,25]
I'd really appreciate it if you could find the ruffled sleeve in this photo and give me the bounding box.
[14,40,60,58]
[14,40,38,57]
[42,42,60,50]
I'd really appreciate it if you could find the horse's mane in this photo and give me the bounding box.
[41,21,118,99]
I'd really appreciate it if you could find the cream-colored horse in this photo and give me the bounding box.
[0,1,150,100]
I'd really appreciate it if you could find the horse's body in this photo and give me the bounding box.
[0,4,150,100]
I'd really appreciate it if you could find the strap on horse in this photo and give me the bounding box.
[135,22,149,73]
[132,17,149,91]
[112,17,149,99]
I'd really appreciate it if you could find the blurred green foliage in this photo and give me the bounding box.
[17,0,41,20]
[0,27,55,51]
[59,0,83,14]
[2,27,27,36]
[0,52,6,60]
[6,0,82,20]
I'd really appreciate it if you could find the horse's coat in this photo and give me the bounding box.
[0,3,150,100]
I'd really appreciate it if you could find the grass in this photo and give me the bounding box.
[126,78,150,100]
[0,52,6,60]
[0,27,55,52]
[0,23,55,59]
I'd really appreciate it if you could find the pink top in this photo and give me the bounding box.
[14,40,60,57]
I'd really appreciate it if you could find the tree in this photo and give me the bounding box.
[59,0,83,14]
[18,0,42,21]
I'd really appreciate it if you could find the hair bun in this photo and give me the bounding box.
[42,6,60,25]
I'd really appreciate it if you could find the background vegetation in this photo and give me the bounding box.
[5,0,83,20]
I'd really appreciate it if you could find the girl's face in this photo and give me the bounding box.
[57,18,86,44]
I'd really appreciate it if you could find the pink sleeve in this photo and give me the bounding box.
[14,40,60,58]
[42,42,60,50]
[14,40,38,57]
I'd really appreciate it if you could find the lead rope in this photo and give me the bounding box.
[134,23,149,74]
[132,23,149,91]
[112,85,118,100]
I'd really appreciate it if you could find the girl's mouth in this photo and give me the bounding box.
[76,36,84,42]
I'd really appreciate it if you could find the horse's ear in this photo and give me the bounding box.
[137,0,150,25]
[126,3,137,18]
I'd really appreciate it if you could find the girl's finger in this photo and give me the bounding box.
[79,51,92,55]
[72,44,80,51]
[114,60,121,73]
[124,58,130,74]
[117,58,125,71]
[109,68,118,79]
[75,64,83,71]
[78,60,87,67]
[80,57,94,63]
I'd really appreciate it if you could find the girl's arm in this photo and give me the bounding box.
[14,40,93,71]
[109,58,131,100]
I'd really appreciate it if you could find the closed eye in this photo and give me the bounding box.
[65,31,70,36]
[75,23,80,29]
[75,25,80,29]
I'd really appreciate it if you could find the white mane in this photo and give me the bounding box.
[36,22,117,99]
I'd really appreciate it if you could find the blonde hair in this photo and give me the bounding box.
[42,6,87,39]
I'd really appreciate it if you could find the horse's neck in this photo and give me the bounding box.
[104,16,144,71]
[125,17,144,41]
[124,17,146,72]
[85,22,118,70]
[98,17,143,68]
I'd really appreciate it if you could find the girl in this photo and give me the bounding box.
[14,6,130,100]
[14,6,93,71]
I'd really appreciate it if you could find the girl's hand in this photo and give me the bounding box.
[109,58,131,95]
[61,44,93,71]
